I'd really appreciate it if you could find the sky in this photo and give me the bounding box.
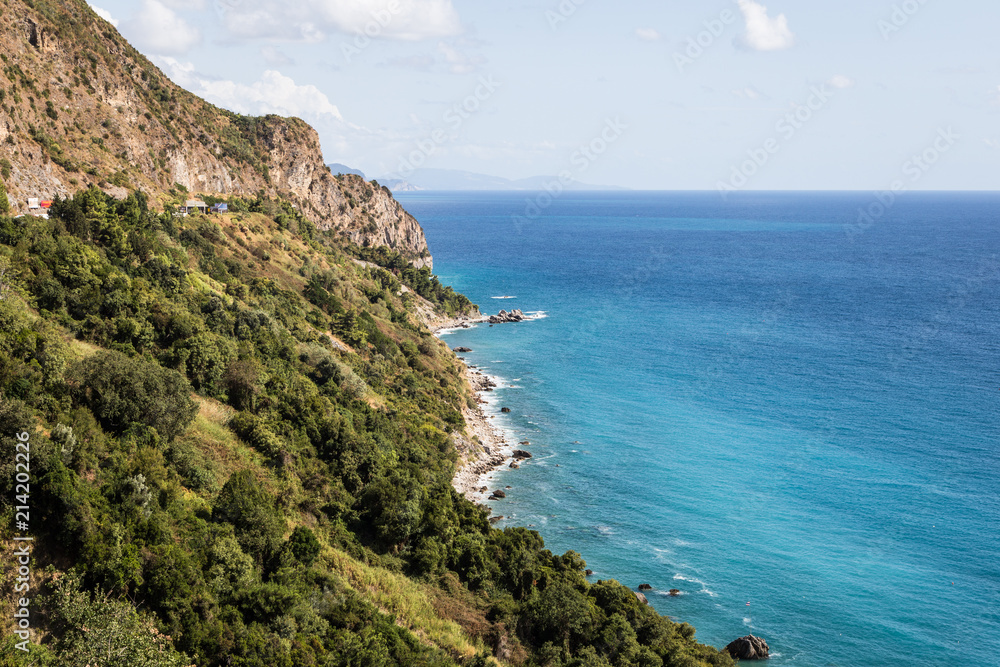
[85,0,1000,190]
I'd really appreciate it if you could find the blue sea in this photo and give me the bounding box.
[396,191,1000,667]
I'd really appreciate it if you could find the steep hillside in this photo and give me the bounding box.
[0,0,430,267]
[0,187,731,667]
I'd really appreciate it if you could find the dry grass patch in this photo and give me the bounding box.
[325,548,483,661]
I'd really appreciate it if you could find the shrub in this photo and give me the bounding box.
[70,350,197,441]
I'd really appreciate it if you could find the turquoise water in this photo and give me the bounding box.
[396,191,1000,667]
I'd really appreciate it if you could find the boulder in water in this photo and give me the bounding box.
[638,583,652,591]
[724,635,770,660]
[488,309,526,324]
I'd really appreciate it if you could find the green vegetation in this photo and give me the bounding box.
[0,186,731,667]
[353,245,474,316]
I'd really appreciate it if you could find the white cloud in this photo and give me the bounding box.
[89,4,119,27]
[157,58,343,120]
[216,0,462,42]
[736,0,794,51]
[635,28,661,41]
[829,75,855,89]
[121,0,201,55]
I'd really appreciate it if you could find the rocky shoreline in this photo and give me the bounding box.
[435,313,532,502]
[449,363,518,501]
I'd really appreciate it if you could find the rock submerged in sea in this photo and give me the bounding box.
[491,489,506,499]
[668,589,681,597]
[509,462,520,469]
[512,450,532,460]
[585,569,594,575]
[501,407,511,413]
[453,346,473,353]
[724,635,770,661]
[638,583,652,591]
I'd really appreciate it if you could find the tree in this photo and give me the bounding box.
[285,526,321,565]
[173,331,237,394]
[71,350,198,441]
[44,572,191,666]
[79,185,127,256]
[213,470,285,565]
[0,177,9,215]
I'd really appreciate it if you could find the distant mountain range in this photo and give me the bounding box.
[370,168,627,192]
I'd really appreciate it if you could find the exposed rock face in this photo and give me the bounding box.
[725,635,770,661]
[0,0,431,268]
[469,372,498,393]
[634,592,649,605]
[489,309,526,324]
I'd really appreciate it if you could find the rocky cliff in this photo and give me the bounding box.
[0,0,430,267]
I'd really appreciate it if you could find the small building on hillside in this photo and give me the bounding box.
[211,202,228,213]
[179,199,208,215]
[26,198,51,218]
